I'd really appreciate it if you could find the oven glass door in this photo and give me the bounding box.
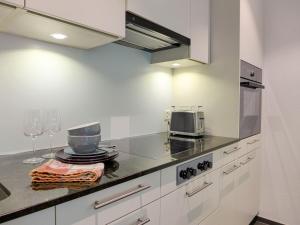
[240,79,263,139]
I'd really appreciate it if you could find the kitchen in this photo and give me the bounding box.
[0,0,297,225]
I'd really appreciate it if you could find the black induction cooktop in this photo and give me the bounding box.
[103,133,206,160]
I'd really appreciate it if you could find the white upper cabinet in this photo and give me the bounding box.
[0,0,24,7]
[190,0,211,64]
[127,0,190,38]
[25,0,125,38]
[240,0,263,68]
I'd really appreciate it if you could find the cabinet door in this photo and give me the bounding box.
[26,0,125,37]
[107,200,160,225]
[2,208,55,225]
[240,0,263,68]
[0,0,24,7]
[190,0,210,64]
[236,153,254,224]
[201,161,240,225]
[127,0,190,37]
[220,143,240,166]
[160,169,219,225]
[56,172,160,225]
[249,149,260,218]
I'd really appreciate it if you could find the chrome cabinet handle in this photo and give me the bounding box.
[186,182,213,197]
[136,218,151,225]
[94,184,151,209]
[247,139,259,145]
[223,165,239,175]
[224,147,241,155]
[240,156,254,165]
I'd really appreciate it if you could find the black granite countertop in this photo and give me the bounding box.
[0,132,238,223]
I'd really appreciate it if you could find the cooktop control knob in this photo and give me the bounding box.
[203,161,212,169]
[207,161,213,169]
[197,162,205,171]
[180,170,188,179]
[186,169,192,179]
[187,167,197,176]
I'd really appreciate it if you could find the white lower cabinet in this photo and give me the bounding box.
[2,208,55,225]
[200,160,242,225]
[160,169,220,225]
[236,151,255,225]
[200,147,260,225]
[56,172,160,225]
[6,137,260,225]
[107,200,160,225]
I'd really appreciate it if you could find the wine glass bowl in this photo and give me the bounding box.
[23,110,45,164]
[42,109,61,159]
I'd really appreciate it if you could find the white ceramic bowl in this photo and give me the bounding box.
[67,122,101,136]
[68,134,101,154]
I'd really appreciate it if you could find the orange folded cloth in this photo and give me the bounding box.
[30,159,104,183]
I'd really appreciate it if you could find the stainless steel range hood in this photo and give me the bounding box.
[116,11,190,53]
[0,3,119,49]
[116,11,207,68]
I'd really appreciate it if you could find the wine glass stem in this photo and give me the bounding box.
[49,134,53,153]
[31,136,37,154]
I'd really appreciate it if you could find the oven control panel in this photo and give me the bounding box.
[176,153,213,185]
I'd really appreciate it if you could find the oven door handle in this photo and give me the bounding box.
[240,81,265,89]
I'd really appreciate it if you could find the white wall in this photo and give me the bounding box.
[172,0,240,138]
[0,33,172,154]
[260,0,300,224]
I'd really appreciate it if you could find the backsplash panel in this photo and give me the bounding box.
[0,33,172,154]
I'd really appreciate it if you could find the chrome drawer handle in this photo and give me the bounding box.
[240,156,254,165]
[136,218,151,225]
[224,147,241,155]
[186,182,213,197]
[94,184,151,209]
[223,165,239,175]
[247,139,259,145]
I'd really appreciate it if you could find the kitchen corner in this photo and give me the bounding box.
[1,0,295,225]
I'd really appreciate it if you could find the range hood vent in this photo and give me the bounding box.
[0,3,120,49]
[116,12,190,53]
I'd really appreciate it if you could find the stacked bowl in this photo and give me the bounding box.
[67,122,101,154]
[55,122,119,164]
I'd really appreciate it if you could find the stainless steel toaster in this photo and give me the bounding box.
[169,107,205,137]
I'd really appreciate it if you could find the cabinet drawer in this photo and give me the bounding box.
[1,208,55,225]
[107,200,160,225]
[160,169,219,225]
[239,150,256,167]
[220,160,239,200]
[56,172,160,225]
[220,143,241,165]
[239,135,261,157]
[246,135,261,153]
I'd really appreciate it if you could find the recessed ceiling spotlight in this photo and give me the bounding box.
[50,33,68,40]
[172,63,181,68]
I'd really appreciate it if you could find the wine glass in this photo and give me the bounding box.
[23,110,45,164]
[42,109,61,159]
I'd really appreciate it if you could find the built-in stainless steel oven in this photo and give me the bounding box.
[240,60,265,139]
